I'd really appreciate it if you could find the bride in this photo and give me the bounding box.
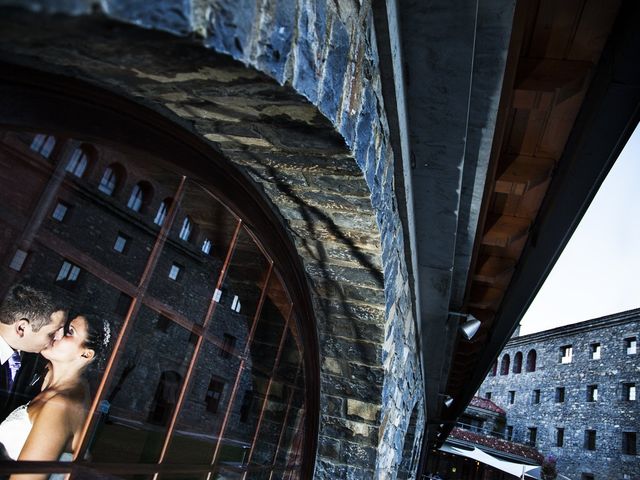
[0,314,110,479]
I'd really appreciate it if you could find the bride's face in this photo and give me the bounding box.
[41,316,90,362]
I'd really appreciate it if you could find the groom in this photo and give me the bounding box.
[0,284,67,422]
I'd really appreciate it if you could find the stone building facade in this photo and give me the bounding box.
[479,309,640,480]
[0,2,424,478]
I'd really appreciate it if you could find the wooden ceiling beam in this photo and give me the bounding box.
[516,57,592,103]
[482,215,530,248]
[495,154,555,195]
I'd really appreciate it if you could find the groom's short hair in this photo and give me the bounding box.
[0,284,59,332]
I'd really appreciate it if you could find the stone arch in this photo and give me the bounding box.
[397,400,424,480]
[0,9,418,478]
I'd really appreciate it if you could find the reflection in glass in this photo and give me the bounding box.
[86,306,196,464]
[162,341,245,466]
[66,148,88,177]
[0,130,310,479]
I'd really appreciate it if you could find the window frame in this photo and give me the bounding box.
[0,70,321,479]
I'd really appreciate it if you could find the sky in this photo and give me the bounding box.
[519,126,640,335]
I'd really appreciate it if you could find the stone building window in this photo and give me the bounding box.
[532,389,540,404]
[113,232,130,253]
[508,390,515,404]
[556,427,564,447]
[555,387,565,403]
[625,336,637,354]
[98,165,120,196]
[526,349,536,372]
[127,182,153,213]
[2,86,316,478]
[590,342,601,360]
[581,474,594,480]
[154,198,171,226]
[622,432,637,455]
[8,249,28,272]
[513,351,522,374]
[584,429,596,450]
[55,260,81,286]
[622,382,636,401]
[586,385,598,402]
[506,425,513,440]
[560,344,573,364]
[485,391,492,400]
[528,427,537,446]
[30,133,56,158]
[51,200,70,222]
[490,360,497,376]
[205,377,225,413]
[168,263,183,281]
[66,147,89,178]
[201,238,212,254]
[179,216,192,241]
[500,354,510,375]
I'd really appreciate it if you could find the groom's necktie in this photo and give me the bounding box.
[7,351,21,391]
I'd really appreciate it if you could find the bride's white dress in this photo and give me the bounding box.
[0,403,32,460]
[0,403,72,478]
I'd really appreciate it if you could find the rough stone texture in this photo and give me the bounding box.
[0,1,425,478]
[480,309,640,480]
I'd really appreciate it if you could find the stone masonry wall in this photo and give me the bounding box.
[480,310,640,480]
[0,2,425,478]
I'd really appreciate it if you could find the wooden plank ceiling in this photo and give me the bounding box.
[445,0,622,395]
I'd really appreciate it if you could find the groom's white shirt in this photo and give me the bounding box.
[0,335,14,365]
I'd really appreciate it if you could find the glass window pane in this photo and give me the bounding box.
[162,340,243,466]
[85,305,197,464]
[147,180,239,326]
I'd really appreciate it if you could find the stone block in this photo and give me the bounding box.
[319,18,350,123]
[347,398,381,422]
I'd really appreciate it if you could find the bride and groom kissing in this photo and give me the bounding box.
[0,284,110,478]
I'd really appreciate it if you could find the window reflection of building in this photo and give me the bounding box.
[0,129,310,478]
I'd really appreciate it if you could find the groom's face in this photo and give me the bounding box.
[20,310,67,353]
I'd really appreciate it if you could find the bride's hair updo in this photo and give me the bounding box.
[65,313,112,370]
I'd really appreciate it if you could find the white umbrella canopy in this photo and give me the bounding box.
[440,445,541,478]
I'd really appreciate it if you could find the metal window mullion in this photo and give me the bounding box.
[209,261,274,470]
[153,219,243,471]
[242,305,293,478]
[268,363,302,480]
[71,176,187,468]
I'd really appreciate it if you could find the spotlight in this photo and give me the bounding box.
[443,396,453,408]
[460,315,481,340]
[449,312,482,340]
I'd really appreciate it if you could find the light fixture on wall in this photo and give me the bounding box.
[449,312,482,340]
[443,395,454,408]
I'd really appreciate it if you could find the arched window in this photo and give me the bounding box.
[98,166,118,195]
[513,351,523,374]
[66,147,88,177]
[179,216,192,241]
[201,238,212,254]
[526,349,537,372]
[127,184,144,212]
[500,354,510,375]
[490,360,497,377]
[30,133,56,158]
[154,198,172,226]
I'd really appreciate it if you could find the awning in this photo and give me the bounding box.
[439,444,539,478]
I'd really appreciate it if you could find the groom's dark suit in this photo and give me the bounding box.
[0,352,46,423]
